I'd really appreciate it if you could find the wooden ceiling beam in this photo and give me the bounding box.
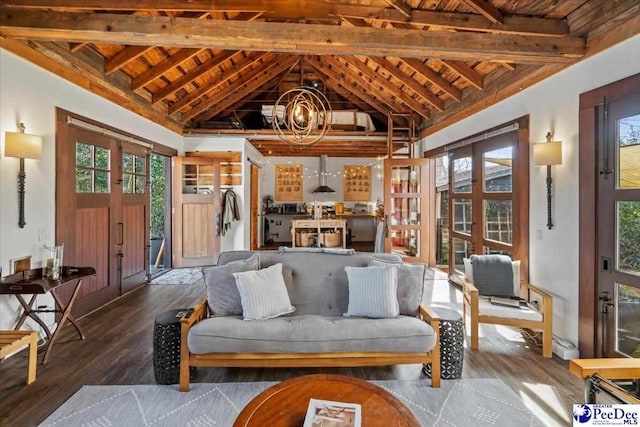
[133,48,203,90]
[304,57,397,122]
[459,0,504,25]
[333,56,430,119]
[381,0,412,19]
[2,1,569,37]
[152,50,238,105]
[105,45,153,75]
[190,56,299,123]
[365,56,444,112]
[0,9,585,64]
[69,42,86,52]
[170,52,269,115]
[315,56,413,119]
[340,9,568,37]
[439,60,484,90]
[399,58,462,102]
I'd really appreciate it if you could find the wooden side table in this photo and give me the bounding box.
[0,266,95,364]
[234,374,420,427]
[0,330,37,384]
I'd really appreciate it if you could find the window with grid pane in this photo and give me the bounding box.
[76,141,110,193]
[122,153,146,194]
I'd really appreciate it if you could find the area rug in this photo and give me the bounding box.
[149,268,203,285]
[40,379,544,427]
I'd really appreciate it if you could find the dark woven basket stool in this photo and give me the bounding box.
[153,309,194,385]
[423,307,464,380]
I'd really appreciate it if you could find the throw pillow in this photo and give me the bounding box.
[233,263,296,320]
[344,265,399,318]
[368,257,425,316]
[204,253,260,316]
[464,257,521,296]
[468,254,519,298]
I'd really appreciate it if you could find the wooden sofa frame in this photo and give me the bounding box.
[463,280,553,358]
[179,297,442,391]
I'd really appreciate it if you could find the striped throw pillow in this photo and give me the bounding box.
[344,266,399,318]
[233,263,295,320]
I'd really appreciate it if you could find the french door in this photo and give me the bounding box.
[120,142,150,294]
[447,130,526,279]
[172,157,221,267]
[597,96,640,357]
[56,113,151,317]
[383,158,432,263]
[56,124,121,317]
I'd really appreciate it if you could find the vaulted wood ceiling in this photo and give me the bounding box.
[0,1,638,157]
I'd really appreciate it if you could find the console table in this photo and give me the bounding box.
[0,266,95,364]
[291,219,347,248]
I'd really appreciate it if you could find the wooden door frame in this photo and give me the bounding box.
[250,163,259,250]
[578,72,640,357]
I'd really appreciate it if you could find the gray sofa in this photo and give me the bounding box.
[179,250,441,391]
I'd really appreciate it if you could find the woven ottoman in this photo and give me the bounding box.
[153,309,194,384]
[423,307,464,380]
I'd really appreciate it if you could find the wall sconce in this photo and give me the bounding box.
[4,123,43,228]
[532,132,562,230]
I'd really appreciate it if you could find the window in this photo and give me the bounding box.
[76,141,110,193]
[123,153,146,194]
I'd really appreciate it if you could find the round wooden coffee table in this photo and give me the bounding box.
[234,374,420,427]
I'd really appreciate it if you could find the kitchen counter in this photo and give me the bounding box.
[291,219,347,248]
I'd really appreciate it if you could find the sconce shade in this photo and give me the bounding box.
[532,141,562,166]
[5,131,42,160]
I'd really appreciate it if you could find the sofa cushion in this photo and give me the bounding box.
[188,315,436,354]
[233,263,295,320]
[478,297,542,322]
[344,266,399,318]
[368,258,425,316]
[217,251,403,316]
[204,253,259,316]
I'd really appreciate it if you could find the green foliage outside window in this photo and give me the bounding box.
[150,154,166,239]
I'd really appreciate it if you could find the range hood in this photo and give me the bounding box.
[312,155,336,193]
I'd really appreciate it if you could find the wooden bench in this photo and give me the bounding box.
[0,330,37,384]
[570,358,640,380]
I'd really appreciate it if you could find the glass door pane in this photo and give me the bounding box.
[617,201,640,275]
[617,114,640,189]
[616,283,640,357]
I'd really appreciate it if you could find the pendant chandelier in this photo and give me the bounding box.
[272,61,332,146]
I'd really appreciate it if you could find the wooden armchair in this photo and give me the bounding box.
[463,279,553,358]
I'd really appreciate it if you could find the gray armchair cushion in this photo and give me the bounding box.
[368,258,425,316]
[204,253,259,316]
[469,254,515,297]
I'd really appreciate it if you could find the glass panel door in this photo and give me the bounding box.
[449,150,473,274]
[384,159,430,263]
[597,98,640,357]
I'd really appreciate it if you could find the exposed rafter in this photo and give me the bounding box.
[0,8,585,64]
[459,0,504,25]
[105,45,153,75]
[439,60,484,90]
[381,0,412,19]
[399,58,462,102]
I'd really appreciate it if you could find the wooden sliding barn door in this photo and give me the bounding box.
[172,157,221,267]
[119,142,150,294]
[56,122,120,317]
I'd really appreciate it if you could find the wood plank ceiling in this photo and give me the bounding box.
[0,1,638,157]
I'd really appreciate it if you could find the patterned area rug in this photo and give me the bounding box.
[149,268,203,285]
[40,379,544,426]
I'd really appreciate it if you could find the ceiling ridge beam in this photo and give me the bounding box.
[191,56,300,123]
[152,50,238,105]
[0,8,585,64]
[169,51,269,115]
[459,0,504,25]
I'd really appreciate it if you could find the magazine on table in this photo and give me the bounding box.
[303,398,362,427]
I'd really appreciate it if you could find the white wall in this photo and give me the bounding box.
[420,34,640,347]
[261,156,384,206]
[0,49,182,334]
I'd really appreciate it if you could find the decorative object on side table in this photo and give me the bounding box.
[153,309,196,384]
[42,244,64,280]
[423,307,464,380]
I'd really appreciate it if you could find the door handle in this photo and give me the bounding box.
[117,222,124,245]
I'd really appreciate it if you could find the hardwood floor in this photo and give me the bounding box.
[0,274,582,426]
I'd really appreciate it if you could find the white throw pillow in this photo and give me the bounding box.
[344,265,399,318]
[233,263,295,320]
[463,258,521,296]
